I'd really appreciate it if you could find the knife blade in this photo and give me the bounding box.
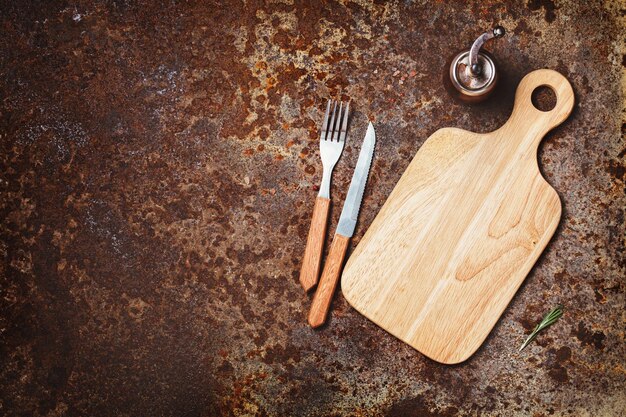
[308,122,376,328]
[336,122,376,238]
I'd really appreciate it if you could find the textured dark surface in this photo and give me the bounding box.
[1,1,624,416]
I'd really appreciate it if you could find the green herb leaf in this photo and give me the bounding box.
[519,305,564,352]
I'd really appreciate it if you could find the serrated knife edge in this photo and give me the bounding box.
[336,122,376,237]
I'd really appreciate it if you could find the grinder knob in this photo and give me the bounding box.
[448,26,505,103]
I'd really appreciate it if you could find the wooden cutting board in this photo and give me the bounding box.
[341,69,574,364]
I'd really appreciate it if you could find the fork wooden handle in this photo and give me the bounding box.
[300,196,331,291]
[308,234,350,328]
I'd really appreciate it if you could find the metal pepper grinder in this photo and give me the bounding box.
[447,26,506,102]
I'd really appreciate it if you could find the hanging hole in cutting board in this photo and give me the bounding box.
[531,85,557,112]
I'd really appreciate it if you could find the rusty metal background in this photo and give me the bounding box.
[1,1,624,416]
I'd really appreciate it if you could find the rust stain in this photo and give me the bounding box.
[0,0,624,416]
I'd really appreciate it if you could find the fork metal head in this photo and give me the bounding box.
[318,99,349,199]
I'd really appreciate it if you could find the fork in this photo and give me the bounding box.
[299,100,349,291]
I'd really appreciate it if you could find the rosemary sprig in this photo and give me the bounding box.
[519,305,564,352]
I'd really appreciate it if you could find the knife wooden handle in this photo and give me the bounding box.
[300,196,331,291]
[308,234,350,328]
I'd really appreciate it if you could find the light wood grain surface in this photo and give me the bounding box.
[300,196,331,291]
[341,69,574,364]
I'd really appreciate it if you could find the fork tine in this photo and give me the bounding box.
[339,101,349,142]
[326,100,337,142]
[332,102,343,142]
[320,99,331,141]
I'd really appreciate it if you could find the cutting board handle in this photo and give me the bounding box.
[505,69,574,148]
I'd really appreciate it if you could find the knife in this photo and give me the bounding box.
[308,122,376,328]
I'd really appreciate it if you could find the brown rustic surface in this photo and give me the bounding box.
[0,1,624,416]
